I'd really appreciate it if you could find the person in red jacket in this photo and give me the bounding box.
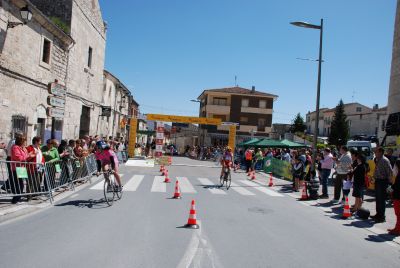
[26,136,45,195]
[388,160,400,235]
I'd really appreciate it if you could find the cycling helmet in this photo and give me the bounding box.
[226,146,232,151]
[96,140,107,149]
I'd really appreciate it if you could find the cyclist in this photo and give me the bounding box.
[220,146,233,179]
[95,141,123,190]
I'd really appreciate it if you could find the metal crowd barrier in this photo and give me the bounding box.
[0,154,99,204]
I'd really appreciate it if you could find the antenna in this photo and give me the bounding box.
[351,90,356,102]
[234,75,238,86]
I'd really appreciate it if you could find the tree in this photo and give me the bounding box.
[290,113,306,133]
[329,99,350,146]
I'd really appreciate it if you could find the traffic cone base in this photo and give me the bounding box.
[300,182,308,200]
[164,170,171,183]
[342,196,352,219]
[185,200,199,229]
[268,173,274,187]
[173,180,181,199]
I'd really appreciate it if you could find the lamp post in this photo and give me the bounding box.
[7,6,33,29]
[291,19,324,173]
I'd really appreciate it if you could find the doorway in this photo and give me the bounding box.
[79,106,91,137]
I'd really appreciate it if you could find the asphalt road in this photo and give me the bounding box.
[1,157,400,268]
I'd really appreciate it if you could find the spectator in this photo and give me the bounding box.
[385,148,397,168]
[74,139,83,158]
[10,135,34,203]
[334,146,352,204]
[319,148,334,198]
[388,159,400,235]
[351,154,366,213]
[292,156,304,192]
[371,147,393,223]
[66,140,77,160]
[244,148,253,173]
[26,136,45,196]
[282,149,291,162]
[42,139,60,162]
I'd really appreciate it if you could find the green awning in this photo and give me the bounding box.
[237,138,261,147]
[252,139,285,148]
[280,139,309,148]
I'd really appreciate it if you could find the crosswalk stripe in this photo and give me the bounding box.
[239,180,284,197]
[197,178,227,195]
[229,182,255,196]
[151,176,167,192]
[90,180,104,190]
[176,177,197,193]
[124,175,145,191]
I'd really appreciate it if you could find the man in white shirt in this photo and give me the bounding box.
[334,146,352,203]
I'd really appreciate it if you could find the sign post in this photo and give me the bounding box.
[128,118,138,158]
[155,121,164,158]
[228,125,237,152]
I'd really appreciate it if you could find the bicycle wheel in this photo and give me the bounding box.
[103,176,114,206]
[226,173,232,190]
[112,173,123,200]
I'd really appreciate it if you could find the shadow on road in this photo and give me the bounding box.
[55,199,110,209]
[365,233,398,243]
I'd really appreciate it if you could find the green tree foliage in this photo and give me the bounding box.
[290,113,306,133]
[50,17,70,34]
[329,99,349,146]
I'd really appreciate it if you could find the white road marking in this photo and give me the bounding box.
[177,220,202,268]
[229,182,255,196]
[90,180,104,190]
[176,177,197,193]
[124,175,145,191]
[198,178,227,195]
[239,180,284,197]
[151,176,167,192]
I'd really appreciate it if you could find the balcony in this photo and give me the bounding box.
[205,104,230,114]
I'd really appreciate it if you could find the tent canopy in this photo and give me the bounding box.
[237,138,261,147]
[252,139,285,148]
[280,139,309,148]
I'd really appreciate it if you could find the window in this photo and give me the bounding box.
[258,118,266,127]
[360,114,363,120]
[240,117,248,123]
[356,107,362,112]
[241,99,249,107]
[212,98,227,106]
[259,100,266,109]
[11,115,27,137]
[42,38,51,64]
[88,47,93,68]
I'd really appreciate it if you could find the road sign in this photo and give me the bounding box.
[156,139,163,145]
[47,107,65,118]
[157,126,165,132]
[156,145,163,151]
[47,96,65,108]
[48,82,66,98]
[222,122,240,126]
[146,114,222,125]
[156,132,164,139]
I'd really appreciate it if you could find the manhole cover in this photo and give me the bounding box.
[248,207,273,214]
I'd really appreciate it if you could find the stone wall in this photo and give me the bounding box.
[388,0,400,115]
[0,0,70,142]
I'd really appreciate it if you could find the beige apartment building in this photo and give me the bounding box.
[196,86,278,145]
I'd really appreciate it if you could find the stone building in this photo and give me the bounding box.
[102,70,137,140]
[306,103,387,141]
[30,0,107,139]
[196,86,278,145]
[0,0,74,142]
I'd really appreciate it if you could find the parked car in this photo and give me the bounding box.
[346,140,376,160]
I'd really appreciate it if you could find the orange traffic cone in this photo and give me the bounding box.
[173,180,181,199]
[300,182,308,200]
[160,165,164,172]
[185,200,199,229]
[268,173,274,187]
[250,170,256,180]
[342,196,352,219]
[164,169,171,183]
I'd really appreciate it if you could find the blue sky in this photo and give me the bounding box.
[99,0,397,124]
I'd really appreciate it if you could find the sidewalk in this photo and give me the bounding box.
[255,171,399,244]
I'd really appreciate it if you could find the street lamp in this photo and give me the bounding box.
[291,19,323,173]
[7,6,33,29]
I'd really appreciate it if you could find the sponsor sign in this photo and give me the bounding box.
[48,96,65,108]
[156,145,163,151]
[156,139,163,145]
[146,114,222,125]
[156,132,164,139]
[228,125,236,152]
[128,118,138,157]
[48,82,66,98]
[157,126,165,133]
[222,122,240,126]
[47,107,65,118]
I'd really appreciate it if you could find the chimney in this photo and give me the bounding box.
[251,86,255,93]
[373,104,379,110]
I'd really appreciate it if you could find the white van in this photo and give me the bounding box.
[346,140,376,160]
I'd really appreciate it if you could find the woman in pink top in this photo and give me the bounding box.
[10,136,35,203]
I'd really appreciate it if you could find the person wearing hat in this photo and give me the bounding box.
[220,146,233,179]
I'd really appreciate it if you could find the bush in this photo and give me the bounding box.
[50,17,70,34]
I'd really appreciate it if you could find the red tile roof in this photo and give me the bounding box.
[198,86,278,99]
